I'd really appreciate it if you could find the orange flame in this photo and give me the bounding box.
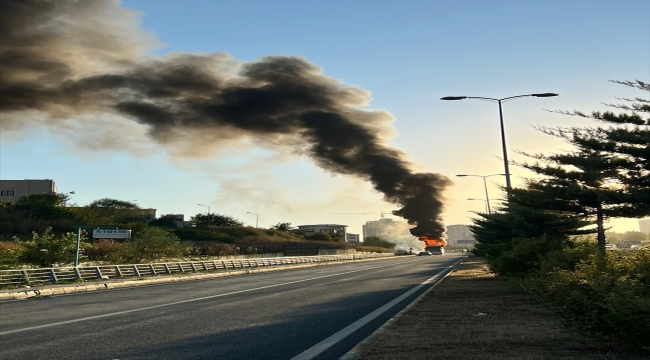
[418,236,447,247]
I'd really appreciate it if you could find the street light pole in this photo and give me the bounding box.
[198,204,211,226]
[247,212,259,228]
[442,93,558,189]
[497,100,511,189]
[456,174,506,214]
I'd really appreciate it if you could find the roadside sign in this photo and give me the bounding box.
[92,229,131,239]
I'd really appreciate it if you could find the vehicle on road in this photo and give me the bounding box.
[425,245,445,255]
[417,251,432,256]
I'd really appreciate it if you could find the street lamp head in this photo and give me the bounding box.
[455,174,469,177]
[441,96,467,100]
[531,93,559,97]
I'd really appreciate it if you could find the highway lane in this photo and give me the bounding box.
[1,254,465,360]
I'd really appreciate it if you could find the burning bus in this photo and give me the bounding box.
[419,236,447,255]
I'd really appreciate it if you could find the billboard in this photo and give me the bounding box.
[92,229,131,239]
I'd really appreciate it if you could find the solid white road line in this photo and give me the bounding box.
[290,265,453,360]
[0,259,418,335]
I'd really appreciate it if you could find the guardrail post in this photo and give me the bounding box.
[211,260,218,270]
[238,260,244,268]
[163,263,171,274]
[74,267,82,280]
[190,262,197,272]
[48,268,58,283]
[201,262,209,271]
[115,265,123,277]
[95,266,103,279]
[149,264,156,275]
[133,265,141,277]
[21,270,31,285]
[222,260,228,270]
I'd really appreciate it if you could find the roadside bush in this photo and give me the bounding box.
[537,240,599,274]
[0,241,25,269]
[488,237,548,277]
[85,239,122,262]
[14,227,90,267]
[173,228,235,242]
[525,250,650,350]
[362,236,395,249]
[192,242,238,256]
[113,227,190,263]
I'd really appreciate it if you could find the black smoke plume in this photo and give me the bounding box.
[0,0,451,238]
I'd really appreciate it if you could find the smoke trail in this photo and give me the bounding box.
[0,0,451,238]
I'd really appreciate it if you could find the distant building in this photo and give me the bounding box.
[640,218,650,234]
[446,224,476,247]
[362,218,407,239]
[346,233,360,244]
[0,179,59,203]
[296,224,348,237]
[136,209,157,222]
[165,214,195,227]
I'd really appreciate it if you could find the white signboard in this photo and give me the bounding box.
[92,229,131,239]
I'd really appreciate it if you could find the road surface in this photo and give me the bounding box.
[0,254,464,360]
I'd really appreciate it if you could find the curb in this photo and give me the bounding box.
[0,256,399,301]
[340,257,466,360]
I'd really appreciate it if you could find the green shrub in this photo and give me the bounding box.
[14,227,89,267]
[85,239,123,262]
[0,241,25,269]
[191,242,238,257]
[526,250,650,350]
[173,228,235,242]
[112,227,189,263]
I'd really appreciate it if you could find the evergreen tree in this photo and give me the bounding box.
[515,80,649,254]
[190,213,243,227]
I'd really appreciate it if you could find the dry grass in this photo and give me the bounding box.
[354,258,646,360]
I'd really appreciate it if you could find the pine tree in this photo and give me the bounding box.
[515,80,649,254]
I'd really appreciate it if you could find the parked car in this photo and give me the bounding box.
[418,251,432,256]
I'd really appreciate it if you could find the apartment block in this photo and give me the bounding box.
[446,224,476,247]
[0,179,59,203]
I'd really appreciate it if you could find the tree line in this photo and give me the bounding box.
[0,195,391,269]
[469,80,649,351]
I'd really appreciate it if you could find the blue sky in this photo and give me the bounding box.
[1,0,649,236]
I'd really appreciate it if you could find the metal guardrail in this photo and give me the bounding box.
[0,253,394,288]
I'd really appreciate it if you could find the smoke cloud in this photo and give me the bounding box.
[0,0,451,238]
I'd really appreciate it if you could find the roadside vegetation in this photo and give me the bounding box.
[0,196,389,270]
[470,80,649,352]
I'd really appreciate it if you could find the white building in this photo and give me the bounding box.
[0,179,59,203]
[639,218,650,234]
[346,233,360,244]
[446,224,476,247]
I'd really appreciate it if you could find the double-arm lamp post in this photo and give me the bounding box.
[442,93,558,190]
[456,174,505,214]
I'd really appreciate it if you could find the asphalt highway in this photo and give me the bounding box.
[0,254,465,360]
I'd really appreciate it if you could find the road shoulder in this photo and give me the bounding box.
[345,257,645,360]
